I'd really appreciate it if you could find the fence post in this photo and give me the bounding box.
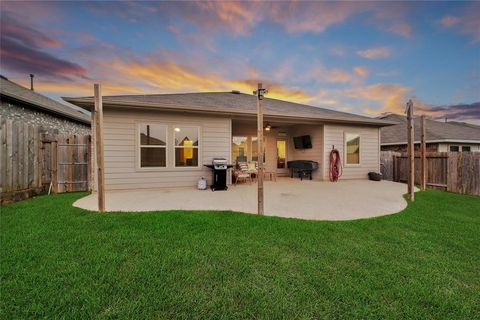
[406,100,415,201]
[420,115,427,191]
[94,84,105,212]
[50,141,58,193]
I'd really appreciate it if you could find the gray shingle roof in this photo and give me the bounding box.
[0,77,90,124]
[63,91,392,126]
[379,114,480,144]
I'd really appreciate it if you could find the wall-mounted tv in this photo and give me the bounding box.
[293,135,312,149]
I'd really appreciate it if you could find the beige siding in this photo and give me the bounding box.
[288,125,324,180]
[323,124,380,180]
[102,108,231,190]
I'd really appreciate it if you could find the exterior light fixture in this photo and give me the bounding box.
[253,88,268,100]
[265,123,272,131]
[174,127,180,132]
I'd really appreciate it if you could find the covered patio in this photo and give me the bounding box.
[74,180,410,221]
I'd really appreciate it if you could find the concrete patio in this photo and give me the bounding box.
[74,179,411,221]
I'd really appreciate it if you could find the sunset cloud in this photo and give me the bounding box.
[0,13,87,80]
[357,47,391,59]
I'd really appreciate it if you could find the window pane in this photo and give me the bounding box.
[252,137,258,161]
[232,136,248,163]
[140,124,166,145]
[175,127,199,146]
[277,140,286,168]
[462,146,471,152]
[175,148,198,167]
[346,133,360,164]
[450,146,459,152]
[141,147,166,167]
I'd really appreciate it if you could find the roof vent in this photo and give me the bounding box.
[231,90,240,94]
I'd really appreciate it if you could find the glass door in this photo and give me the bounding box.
[276,139,288,176]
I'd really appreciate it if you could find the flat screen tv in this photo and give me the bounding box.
[293,135,312,149]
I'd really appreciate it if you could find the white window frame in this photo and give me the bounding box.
[344,132,361,167]
[137,123,168,169]
[449,145,460,152]
[173,125,201,168]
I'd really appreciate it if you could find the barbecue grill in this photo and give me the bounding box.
[287,160,319,180]
[204,158,233,191]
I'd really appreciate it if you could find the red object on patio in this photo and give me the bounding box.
[329,148,343,182]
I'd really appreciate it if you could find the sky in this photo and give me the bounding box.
[1,1,479,123]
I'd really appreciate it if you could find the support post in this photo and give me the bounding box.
[256,83,264,215]
[50,141,58,193]
[94,84,105,212]
[420,115,427,191]
[406,99,415,201]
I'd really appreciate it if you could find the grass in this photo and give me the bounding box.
[1,190,479,319]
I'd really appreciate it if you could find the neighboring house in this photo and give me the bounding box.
[0,76,90,134]
[64,91,392,190]
[379,114,480,152]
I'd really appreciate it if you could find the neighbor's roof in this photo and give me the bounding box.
[63,91,393,126]
[379,114,480,145]
[0,76,90,124]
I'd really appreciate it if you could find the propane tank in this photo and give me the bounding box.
[197,177,207,190]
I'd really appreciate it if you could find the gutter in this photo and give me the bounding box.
[381,139,480,145]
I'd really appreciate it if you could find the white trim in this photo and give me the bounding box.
[136,123,168,170]
[173,125,201,168]
[381,139,480,146]
[344,132,361,167]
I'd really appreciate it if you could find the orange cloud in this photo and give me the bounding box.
[353,66,369,78]
[345,83,410,114]
[357,47,391,59]
[26,56,314,105]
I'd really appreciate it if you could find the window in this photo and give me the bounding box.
[232,136,248,162]
[450,145,460,152]
[462,146,471,152]
[345,133,360,165]
[174,127,199,167]
[139,124,166,167]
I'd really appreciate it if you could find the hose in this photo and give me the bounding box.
[329,149,343,182]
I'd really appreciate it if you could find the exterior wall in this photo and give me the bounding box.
[438,143,480,152]
[323,124,380,180]
[382,143,480,152]
[288,125,324,180]
[102,108,231,191]
[0,100,90,135]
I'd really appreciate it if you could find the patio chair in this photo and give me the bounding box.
[233,162,253,185]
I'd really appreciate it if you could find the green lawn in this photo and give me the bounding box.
[1,190,479,319]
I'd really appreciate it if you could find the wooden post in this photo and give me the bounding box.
[406,99,414,201]
[51,141,58,193]
[256,83,264,215]
[420,115,427,191]
[94,84,105,212]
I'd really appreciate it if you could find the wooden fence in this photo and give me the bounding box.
[0,117,91,204]
[381,151,480,196]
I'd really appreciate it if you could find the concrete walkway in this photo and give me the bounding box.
[74,179,411,221]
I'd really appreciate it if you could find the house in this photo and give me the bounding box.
[379,113,480,152]
[0,75,90,134]
[64,91,392,191]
